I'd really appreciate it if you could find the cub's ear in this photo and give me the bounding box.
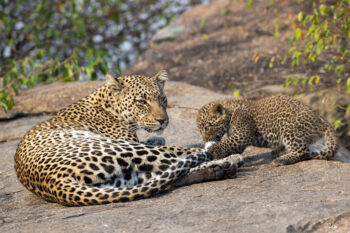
[153,70,168,89]
[210,104,225,118]
[105,74,123,90]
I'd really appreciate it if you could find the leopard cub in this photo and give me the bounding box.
[197,95,338,166]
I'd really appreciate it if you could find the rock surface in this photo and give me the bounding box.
[1,80,350,233]
[298,88,350,150]
[124,0,334,96]
[0,81,103,120]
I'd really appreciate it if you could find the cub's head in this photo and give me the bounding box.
[197,102,230,142]
[104,70,169,132]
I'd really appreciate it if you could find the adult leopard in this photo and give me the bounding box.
[14,71,242,206]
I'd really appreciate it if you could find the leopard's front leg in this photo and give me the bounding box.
[151,143,244,186]
[173,153,244,187]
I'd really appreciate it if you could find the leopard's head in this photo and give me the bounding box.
[197,102,230,142]
[104,70,169,133]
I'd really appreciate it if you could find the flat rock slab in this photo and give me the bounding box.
[288,212,350,232]
[0,81,103,120]
[1,81,350,232]
[2,141,350,233]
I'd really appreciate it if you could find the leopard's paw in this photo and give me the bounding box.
[143,136,166,146]
[211,154,243,178]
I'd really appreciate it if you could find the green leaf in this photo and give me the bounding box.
[233,90,240,97]
[98,62,107,75]
[347,78,350,93]
[346,104,350,115]
[311,55,316,62]
[35,49,44,59]
[28,58,35,67]
[35,3,43,12]
[323,21,328,31]
[319,5,327,16]
[273,20,279,39]
[91,71,97,80]
[269,57,275,68]
[200,18,206,27]
[301,79,307,86]
[335,64,345,76]
[316,42,323,55]
[22,78,29,85]
[308,75,320,86]
[295,28,301,40]
[284,78,293,88]
[298,12,303,22]
[247,0,252,9]
[33,34,41,45]
[333,120,342,130]
[20,60,27,74]
[7,95,14,109]
[46,29,53,38]
[1,102,9,113]
[11,84,18,95]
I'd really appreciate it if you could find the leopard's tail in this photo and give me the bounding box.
[53,151,211,206]
[311,120,338,160]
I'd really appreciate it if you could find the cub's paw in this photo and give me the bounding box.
[143,136,166,146]
[204,141,217,150]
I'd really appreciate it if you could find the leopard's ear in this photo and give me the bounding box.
[210,103,225,118]
[105,74,124,90]
[153,70,168,90]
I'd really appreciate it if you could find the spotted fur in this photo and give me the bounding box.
[197,96,338,166]
[14,71,241,206]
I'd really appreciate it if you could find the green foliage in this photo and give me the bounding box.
[0,0,193,113]
[262,0,350,85]
[0,46,109,112]
[287,0,350,78]
[281,74,320,92]
[287,0,350,129]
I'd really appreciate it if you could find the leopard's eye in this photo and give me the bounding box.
[136,99,148,105]
[204,126,209,132]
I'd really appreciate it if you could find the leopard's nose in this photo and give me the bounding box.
[156,119,166,125]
